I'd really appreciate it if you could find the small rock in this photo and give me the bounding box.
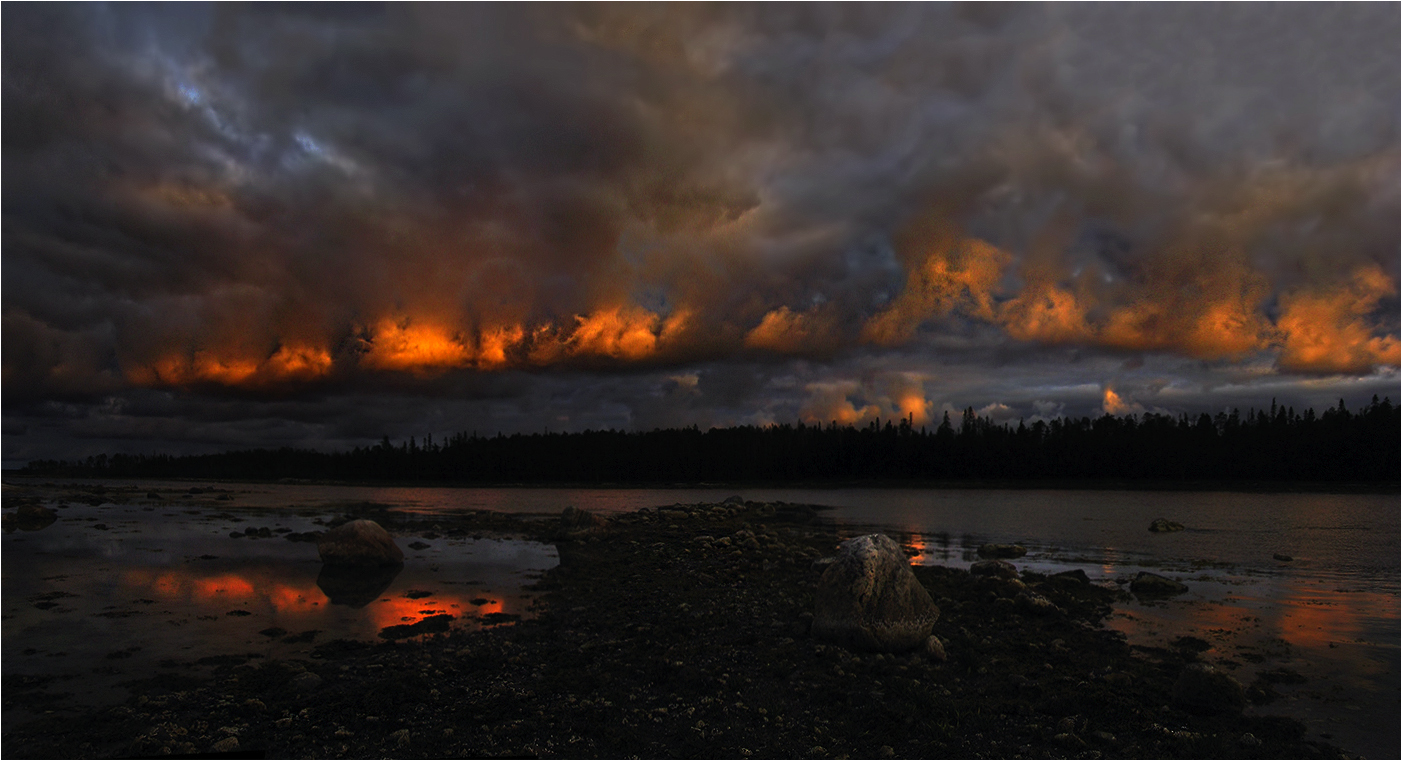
[1129,571,1188,597]
[969,559,1018,579]
[1053,733,1086,748]
[391,729,411,747]
[877,745,895,758]
[210,737,239,753]
[14,505,58,531]
[1090,730,1118,745]
[1272,553,1293,562]
[146,492,162,499]
[1148,518,1185,533]
[977,543,1027,558]
[1051,568,1091,585]
[1171,662,1246,715]
[1016,591,1062,616]
[923,635,947,662]
[289,671,323,693]
[1238,733,1262,748]
[408,541,431,550]
[722,495,744,505]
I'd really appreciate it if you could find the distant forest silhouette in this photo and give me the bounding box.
[21,396,1400,485]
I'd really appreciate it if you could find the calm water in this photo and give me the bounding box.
[3,480,1397,756]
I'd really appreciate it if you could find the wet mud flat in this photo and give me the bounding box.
[2,500,1344,759]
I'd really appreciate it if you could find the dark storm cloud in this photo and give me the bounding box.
[3,3,1398,460]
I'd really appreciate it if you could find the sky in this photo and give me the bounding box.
[3,2,1399,463]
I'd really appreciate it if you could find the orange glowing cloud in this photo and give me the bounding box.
[361,318,475,373]
[1276,266,1401,374]
[997,282,1093,344]
[799,381,880,426]
[1100,387,1140,416]
[743,306,835,354]
[863,230,1011,346]
[128,341,336,389]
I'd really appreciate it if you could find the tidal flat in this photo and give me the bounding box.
[2,485,1346,759]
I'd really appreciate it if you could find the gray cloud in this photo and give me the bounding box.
[3,3,1398,461]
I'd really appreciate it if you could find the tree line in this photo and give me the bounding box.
[20,396,1400,485]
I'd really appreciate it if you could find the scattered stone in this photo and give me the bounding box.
[316,519,404,567]
[403,589,434,599]
[1272,553,1293,562]
[559,507,608,537]
[146,492,162,499]
[722,495,744,505]
[976,543,1026,558]
[812,534,940,652]
[408,541,432,550]
[288,671,322,693]
[259,627,288,638]
[1148,518,1184,533]
[1171,662,1246,715]
[1238,732,1262,748]
[226,610,253,617]
[923,635,947,662]
[969,559,1018,579]
[210,737,239,753]
[379,613,455,640]
[1129,571,1188,597]
[1015,591,1062,616]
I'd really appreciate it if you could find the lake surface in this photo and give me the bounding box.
[3,479,1397,757]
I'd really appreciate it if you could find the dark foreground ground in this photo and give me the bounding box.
[3,500,1344,759]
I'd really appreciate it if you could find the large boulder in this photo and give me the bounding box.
[316,519,404,567]
[1129,571,1188,597]
[812,534,940,652]
[1171,663,1246,715]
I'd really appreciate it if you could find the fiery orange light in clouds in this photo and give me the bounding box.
[1101,388,1133,416]
[361,319,475,373]
[1276,266,1401,374]
[129,342,335,388]
[863,234,1010,346]
[997,283,1092,344]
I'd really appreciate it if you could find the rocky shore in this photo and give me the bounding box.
[3,499,1344,759]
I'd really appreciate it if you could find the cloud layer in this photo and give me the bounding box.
[3,3,1397,459]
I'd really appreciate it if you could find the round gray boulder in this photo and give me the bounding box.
[812,534,939,653]
[316,519,404,567]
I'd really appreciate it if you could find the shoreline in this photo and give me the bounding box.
[2,500,1347,759]
[6,473,1397,495]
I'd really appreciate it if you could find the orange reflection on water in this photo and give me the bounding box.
[120,565,513,634]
